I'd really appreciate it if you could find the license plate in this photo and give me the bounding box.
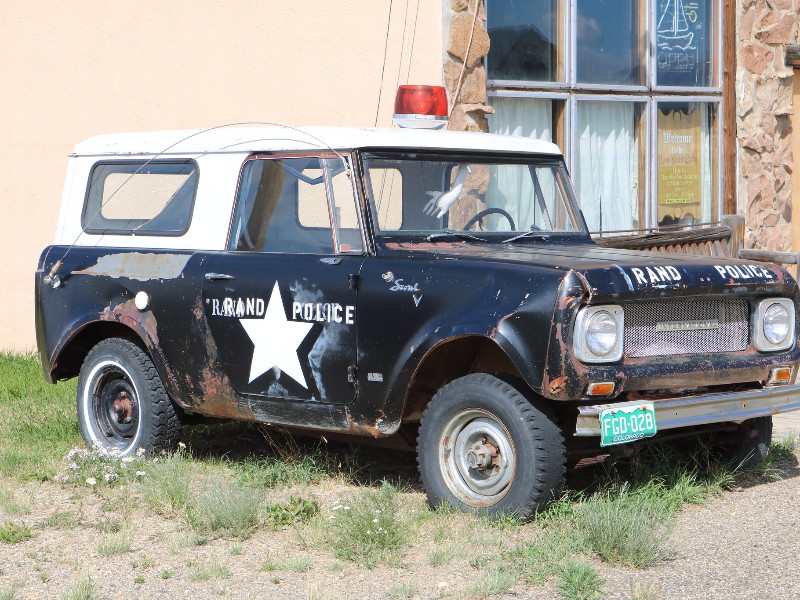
[599,402,657,447]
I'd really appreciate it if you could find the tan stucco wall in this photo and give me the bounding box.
[1,1,441,351]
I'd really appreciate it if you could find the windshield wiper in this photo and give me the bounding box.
[502,230,551,243]
[426,230,488,242]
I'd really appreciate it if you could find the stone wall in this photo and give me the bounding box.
[443,0,492,133]
[737,0,800,251]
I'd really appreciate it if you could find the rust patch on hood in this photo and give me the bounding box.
[75,253,190,281]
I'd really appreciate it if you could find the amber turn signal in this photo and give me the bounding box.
[767,366,792,385]
[587,382,615,396]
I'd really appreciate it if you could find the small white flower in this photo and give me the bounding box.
[104,473,118,482]
[333,506,343,511]
[372,518,378,523]
[121,456,135,464]
[343,506,350,511]
[135,448,146,457]
[135,471,146,478]
[68,462,79,470]
[178,442,186,450]
[86,477,97,486]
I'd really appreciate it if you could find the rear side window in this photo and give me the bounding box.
[82,160,198,235]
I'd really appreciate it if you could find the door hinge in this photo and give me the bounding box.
[347,365,359,383]
[348,274,360,291]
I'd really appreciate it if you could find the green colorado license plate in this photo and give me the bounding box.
[599,402,657,447]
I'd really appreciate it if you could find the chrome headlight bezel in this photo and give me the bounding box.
[573,305,624,363]
[753,298,795,352]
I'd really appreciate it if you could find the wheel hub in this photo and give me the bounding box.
[465,439,497,470]
[112,391,134,424]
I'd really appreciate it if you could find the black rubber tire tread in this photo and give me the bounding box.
[719,416,772,469]
[77,338,182,454]
[417,373,566,520]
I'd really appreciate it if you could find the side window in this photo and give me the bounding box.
[229,156,363,254]
[365,166,403,230]
[82,161,198,235]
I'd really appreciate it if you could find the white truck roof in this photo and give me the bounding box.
[72,126,563,157]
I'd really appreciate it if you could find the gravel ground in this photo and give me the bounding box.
[0,453,799,599]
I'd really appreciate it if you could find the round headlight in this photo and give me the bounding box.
[763,303,791,345]
[585,310,619,356]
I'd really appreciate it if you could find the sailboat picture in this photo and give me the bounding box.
[657,0,696,50]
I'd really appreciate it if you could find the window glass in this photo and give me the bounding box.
[656,102,717,226]
[82,161,197,235]
[574,100,643,231]
[487,0,562,82]
[576,0,643,85]
[363,153,583,237]
[656,0,714,87]
[229,157,361,254]
[488,97,554,141]
[368,167,404,229]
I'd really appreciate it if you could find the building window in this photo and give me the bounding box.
[487,0,722,233]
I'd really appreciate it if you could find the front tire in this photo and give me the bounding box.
[718,416,772,469]
[417,373,565,519]
[77,338,182,455]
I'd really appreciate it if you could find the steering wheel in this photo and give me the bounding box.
[463,207,516,231]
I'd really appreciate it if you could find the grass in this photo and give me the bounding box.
[186,477,263,539]
[0,521,33,544]
[97,532,133,556]
[386,581,419,598]
[188,557,231,582]
[138,449,193,515]
[466,565,517,597]
[557,560,604,600]
[0,488,31,515]
[0,581,23,600]
[61,577,97,600]
[0,352,79,481]
[326,482,408,568]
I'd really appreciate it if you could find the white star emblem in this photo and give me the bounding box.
[240,282,313,388]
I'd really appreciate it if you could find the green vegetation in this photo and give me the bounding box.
[466,565,517,597]
[97,532,133,557]
[0,581,23,600]
[139,449,193,516]
[186,478,263,539]
[557,560,604,600]
[61,577,97,600]
[0,352,79,481]
[0,521,33,544]
[386,581,419,599]
[326,483,408,568]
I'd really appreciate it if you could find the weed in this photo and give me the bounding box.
[39,573,48,583]
[279,556,312,572]
[557,559,603,600]
[44,510,79,529]
[326,483,408,568]
[266,496,320,527]
[271,576,281,584]
[97,533,132,556]
[139,449,193,515]
[0,489,31,516]
[61,577,97,600]
[328,560,345,571]
[386,581,418,599]
[575,486,673,568]
[509,525,586,585]
[427,547,455,567]
[467,565,516,597]
[0,581,23,600]
[0,521,33,544]
[0,352,78,481]
[161,570,172,579]
[134,576,144,584]
[261,557,277,572]
[628,579,661,600]
[209,559,232,579]
[54,446,147,488]
[229,544,243,555]
[188,562,211,582]
[486,511,522,530]
[234,453,329,489]
[186,478,263,539]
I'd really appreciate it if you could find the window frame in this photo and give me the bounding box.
[226,152,366,255]
[81,159,199,237]
[486,0,726,233]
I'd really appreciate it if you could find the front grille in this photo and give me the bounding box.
[624,300,749,358]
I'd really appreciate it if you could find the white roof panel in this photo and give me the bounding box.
[72,126,563,157]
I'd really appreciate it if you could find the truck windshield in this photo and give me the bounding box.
[362,152,586,240]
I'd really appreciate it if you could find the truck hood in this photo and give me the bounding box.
[382,240,797,301]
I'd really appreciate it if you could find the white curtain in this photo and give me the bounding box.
[699,103,713,223]
[575,101,638,232]
[487,97,554,230]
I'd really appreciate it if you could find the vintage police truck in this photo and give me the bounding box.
[36,123,800,518]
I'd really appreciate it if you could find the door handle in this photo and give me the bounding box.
[319,257,342,265]
[205,272,236,281]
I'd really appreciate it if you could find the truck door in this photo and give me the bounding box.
[201,154,365,404]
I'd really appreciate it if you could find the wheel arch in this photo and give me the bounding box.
[400,334,525,422]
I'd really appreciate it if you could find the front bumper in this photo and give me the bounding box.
[575,384,800,437]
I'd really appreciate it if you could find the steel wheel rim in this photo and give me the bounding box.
[83,360,141,453]
[439,408,516,506]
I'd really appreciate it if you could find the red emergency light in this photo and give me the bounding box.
[392,85,448,129]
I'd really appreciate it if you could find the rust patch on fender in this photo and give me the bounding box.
[100,299,159,349]
[75,253,190,281]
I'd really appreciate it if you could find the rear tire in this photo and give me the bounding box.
[417,373,565,520]
[76,338,182,455]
